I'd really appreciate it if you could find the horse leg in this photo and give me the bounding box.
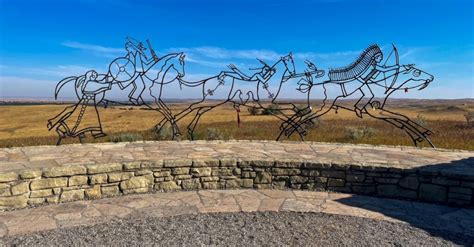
[363,106,435,147]
[281,103,313,135]
[147,98,176,138]
[276,113,308,141]
[155,118,169,133]
[157,99,181,138]
[392,118,435,148]
[382,109,433,136]
[284,92,341,139]
[187,101,229,140]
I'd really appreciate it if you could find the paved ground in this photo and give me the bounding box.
[1,189,473,245]
[1,140,473,176]
[5,211,472,246]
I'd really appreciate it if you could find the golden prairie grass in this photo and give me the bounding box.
[0,100,472,150]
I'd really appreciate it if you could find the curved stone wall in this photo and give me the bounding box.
[0,141,473,210]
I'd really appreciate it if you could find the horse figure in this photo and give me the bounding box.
[283,48,435,147]
[48,52,185,145]
[155,53,303,139]
[97,52,186,138]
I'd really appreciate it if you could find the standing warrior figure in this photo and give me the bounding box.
[328,44,400,117]
[47,70,111,145]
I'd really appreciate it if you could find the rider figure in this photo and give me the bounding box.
[354,50,400,118]
[123,38,158,105]
[226,59,277,100]
[227,58,275,83]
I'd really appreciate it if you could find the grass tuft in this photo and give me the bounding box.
[109,133,143,143]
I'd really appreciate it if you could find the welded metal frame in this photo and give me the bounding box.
[48,39,435,147]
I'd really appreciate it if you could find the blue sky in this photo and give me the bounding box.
[0,0,473,99]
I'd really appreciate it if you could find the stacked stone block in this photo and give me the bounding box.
[1,158,473,210]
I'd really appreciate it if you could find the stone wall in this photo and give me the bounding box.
[1,158,473,210]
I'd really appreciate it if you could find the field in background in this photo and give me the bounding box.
[0,99,473,150]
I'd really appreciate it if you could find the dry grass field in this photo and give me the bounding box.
[0,99,473,150]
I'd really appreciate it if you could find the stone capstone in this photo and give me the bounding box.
[87,163,122,174]
[0,172,17,183]
[43,166,86,177]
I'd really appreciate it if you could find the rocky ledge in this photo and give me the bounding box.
[0,140,473,210]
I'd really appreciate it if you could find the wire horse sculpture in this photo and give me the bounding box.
[48,39,435,147]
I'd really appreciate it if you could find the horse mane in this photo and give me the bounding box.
[328,44,382,82]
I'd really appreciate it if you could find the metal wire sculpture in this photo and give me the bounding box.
[48,39,435,147]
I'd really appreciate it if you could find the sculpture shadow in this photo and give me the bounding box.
[334,157,474,246]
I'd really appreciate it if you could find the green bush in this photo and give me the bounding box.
[206,128,224,140]
[153,125,173,140]
[109,133,143,143]
[344,126,377,140]
[295,105,312,117]
[262,104,280,115]
[303,117,322,129]
[464,112,474,127]
[415,114,428,126]
[247,107,260,115]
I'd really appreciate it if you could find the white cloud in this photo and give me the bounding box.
[185,56,230,69]
[168,46,283,61]
[0,76,58,99]
[19,65,95,78]
[62,41,123,57]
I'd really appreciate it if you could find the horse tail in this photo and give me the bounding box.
[54,76,77,100]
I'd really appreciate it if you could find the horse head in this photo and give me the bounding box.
[169,52,186,79]
[397,64,434,91]
[176,53,186,78]
[281,52,296,77]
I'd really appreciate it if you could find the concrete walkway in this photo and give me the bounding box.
[1,189,473,238]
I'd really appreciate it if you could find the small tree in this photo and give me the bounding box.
[465,112,474,128]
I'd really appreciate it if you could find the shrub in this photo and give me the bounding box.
[295,105,312,117]
[109,133,143,143]
[344,126,377,140]
[415,114,428,126]
[153,125,173,140]
[206,128,224,140]
[247,107,260,116]
[262,104,280,115]
[303,117,322,129]
[465,112,474,127]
